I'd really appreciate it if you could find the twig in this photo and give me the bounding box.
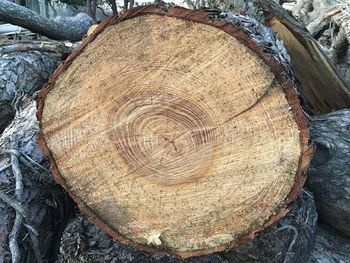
[273,225,298,263]
[18,156,41,175]
[11,92,24,113]
[302,188,313,199]
[0,191,43,263]
[11,139,23,202]
[20,152,50,173]
[0,191,26,217]
[23,224,39,236]
[9,213,23,263]
[0,137,43,263]
[0,40,77,55]
[9,136,24,263]
[2,148,49,173]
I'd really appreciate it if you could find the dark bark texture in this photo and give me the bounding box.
[0,47,72,262]
[223,190,317,263]
[0,50,60,134]
[311,222,350,263]
[0,1,93,41]
[55,190,317,263]
[307,110,350,237]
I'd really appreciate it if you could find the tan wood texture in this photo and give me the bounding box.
[38,6,311,258]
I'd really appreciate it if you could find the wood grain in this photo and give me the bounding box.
[37,6,311,258]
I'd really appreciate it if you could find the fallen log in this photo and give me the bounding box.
[307,109,350,237]
[37,6,312,257]
[0,99,318,262]
[0,0,93,41]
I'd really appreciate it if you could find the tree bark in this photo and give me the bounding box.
[0,49,60,134]
[310,222,350,262]
[307,109,350,237]
[0,0,93,41]
[0,41,76,262]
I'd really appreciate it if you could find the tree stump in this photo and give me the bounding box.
[37,6,312,257]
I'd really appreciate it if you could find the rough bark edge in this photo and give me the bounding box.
[36,5,313,258]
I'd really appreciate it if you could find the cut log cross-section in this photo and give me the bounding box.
[37,6,312,258]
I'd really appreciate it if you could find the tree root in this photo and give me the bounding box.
[0,136,43,263]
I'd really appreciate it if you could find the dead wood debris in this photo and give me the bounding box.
[285,0,350,85]
[0,40,80,57]
[0,121,43,263]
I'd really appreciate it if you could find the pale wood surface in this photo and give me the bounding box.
[41,14,302,255]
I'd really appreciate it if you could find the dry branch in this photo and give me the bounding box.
[0,1,93,41]
[0,40,80,56]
